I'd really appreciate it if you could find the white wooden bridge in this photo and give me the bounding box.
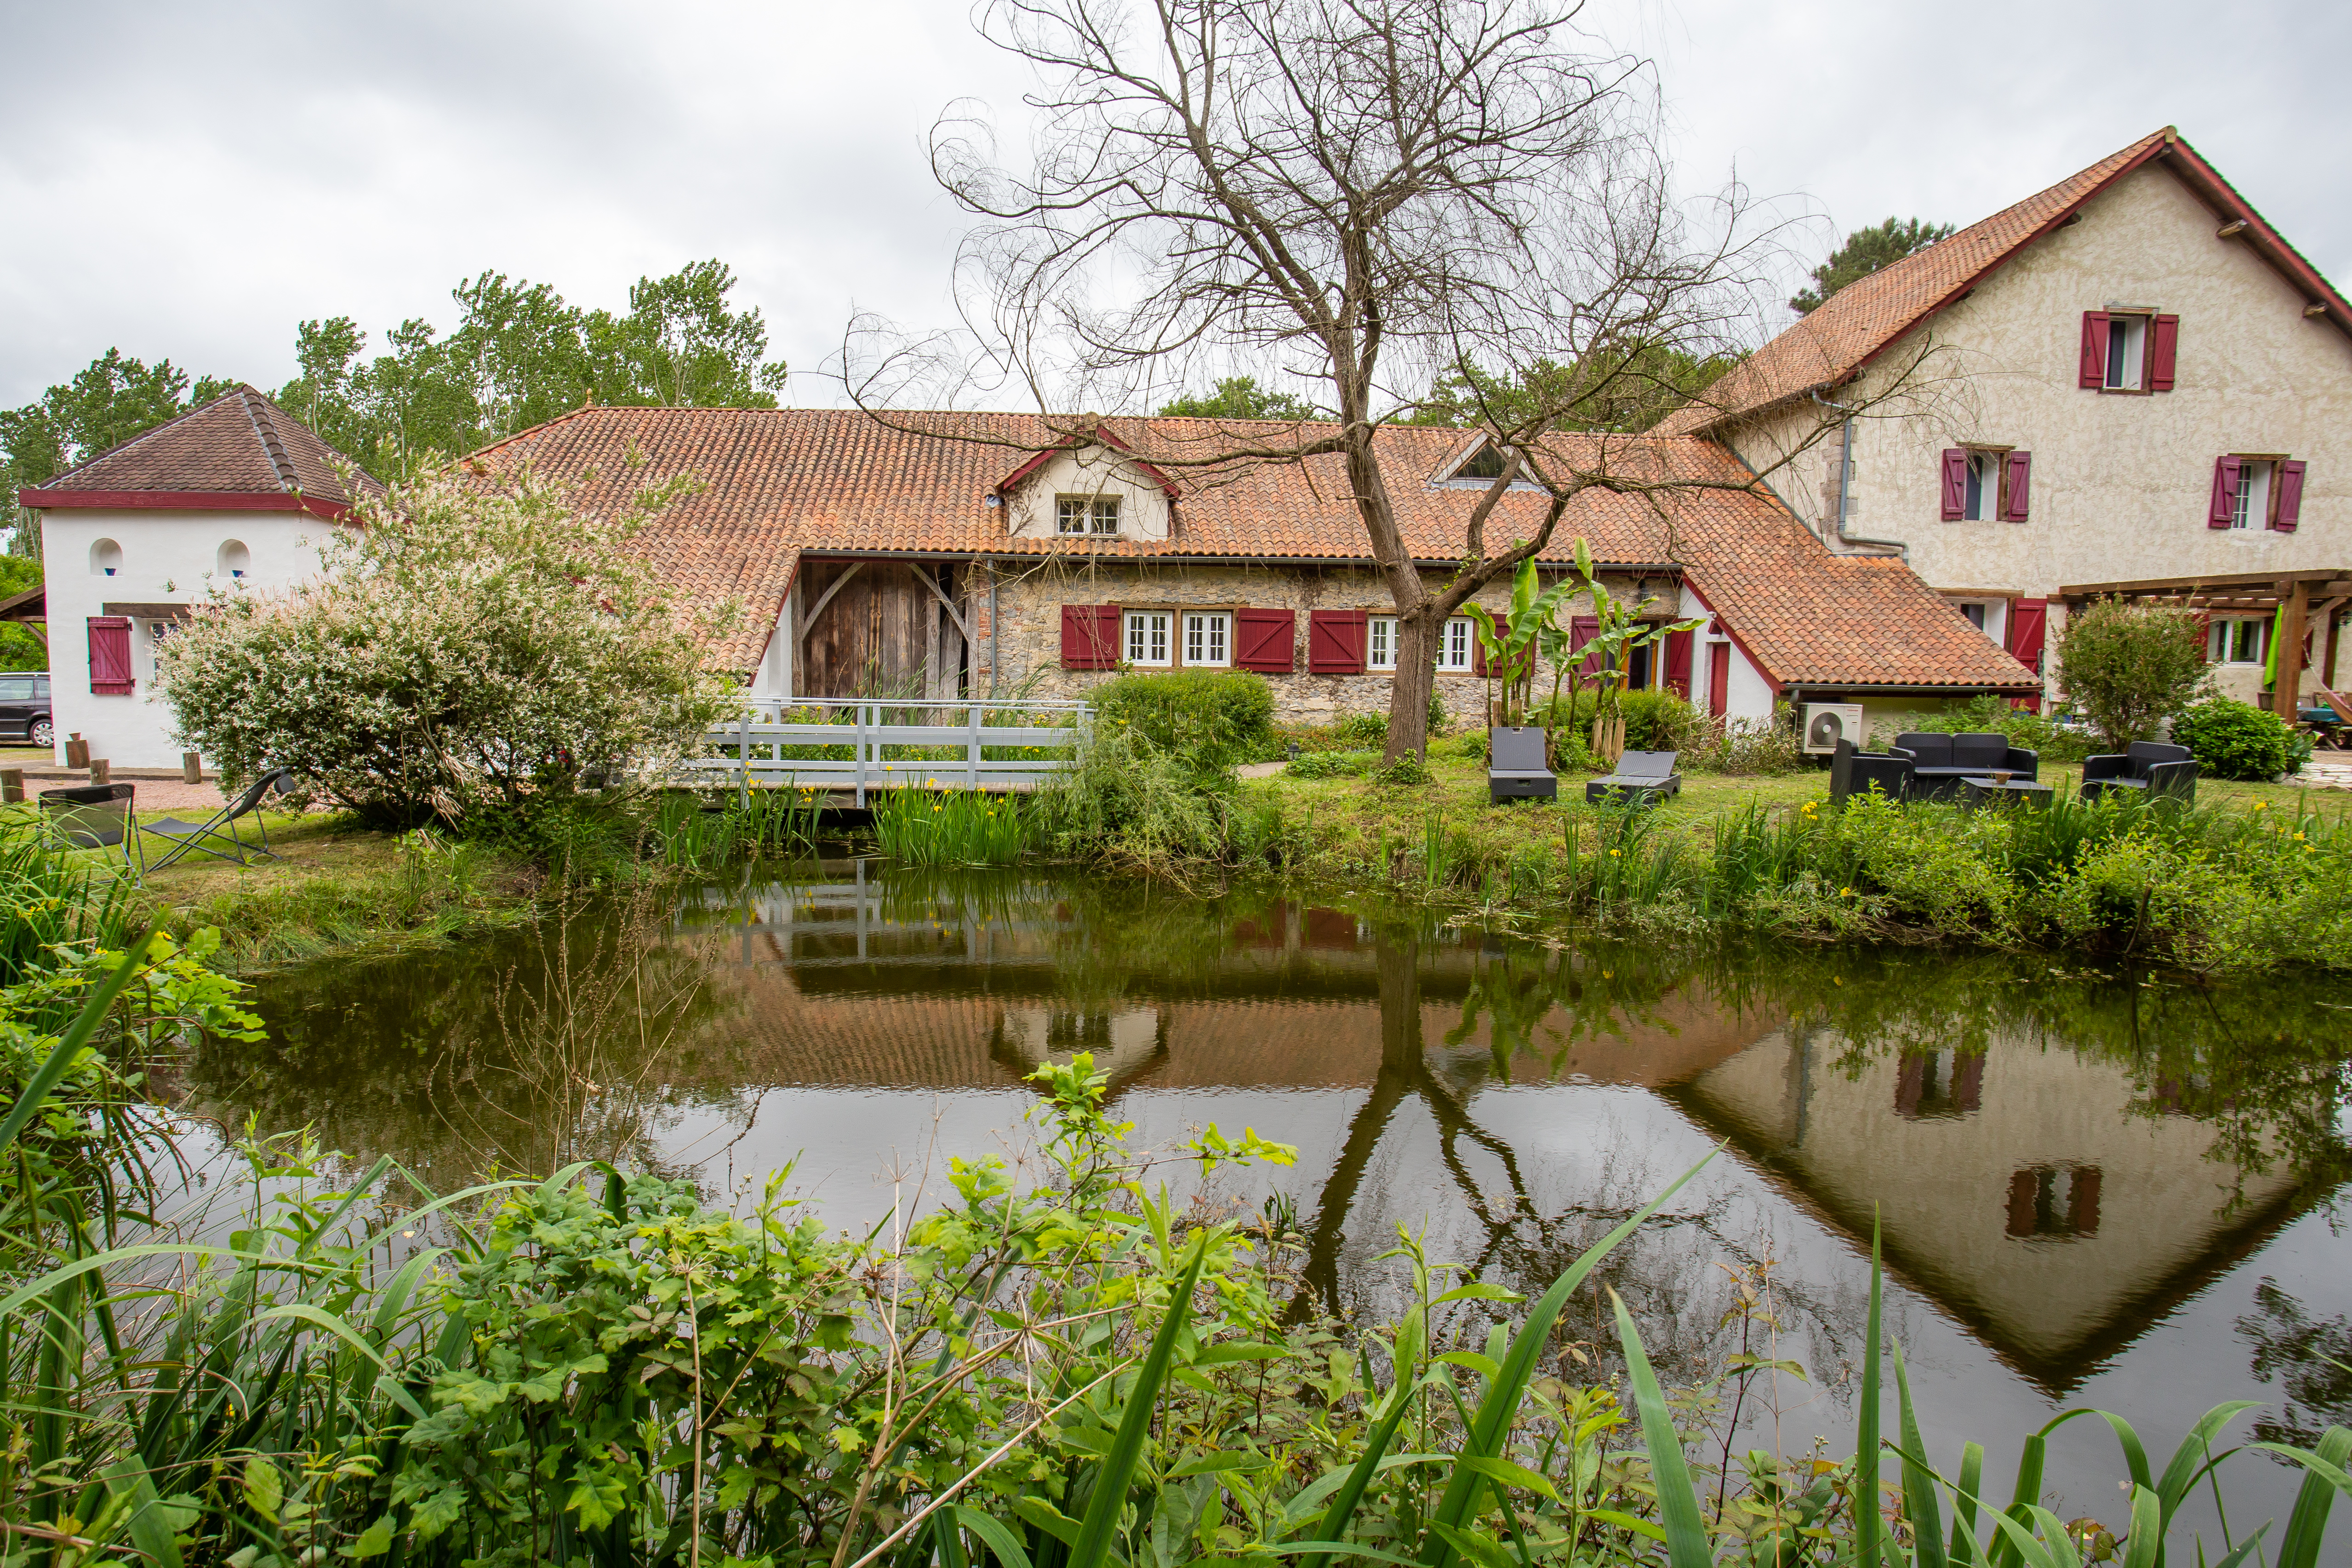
[673,698,1093,804]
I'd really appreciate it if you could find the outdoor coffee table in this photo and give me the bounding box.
[1961,776,2053,808]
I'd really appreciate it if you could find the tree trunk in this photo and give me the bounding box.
[1385,608,1438,762]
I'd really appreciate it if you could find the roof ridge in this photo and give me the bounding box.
[237,386,301,493]
[1659,126,2175,436]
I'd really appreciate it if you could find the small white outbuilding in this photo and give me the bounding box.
[16,386,381,769]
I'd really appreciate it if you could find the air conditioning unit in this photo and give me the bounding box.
[1802,702,1865,755]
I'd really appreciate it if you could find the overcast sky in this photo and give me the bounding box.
[2,0,2343,411]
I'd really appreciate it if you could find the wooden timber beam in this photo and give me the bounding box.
[2316,596,2347,690]
[910,564,972,642]
[797,561,863,644]
[2273,577,2311,714]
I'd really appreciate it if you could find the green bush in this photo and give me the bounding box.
[1092,669,1276,772]
[2173,699,2293,781]
[2054,596,2213,750]
[1286,748,1375,779]
[1334,711,1389,747]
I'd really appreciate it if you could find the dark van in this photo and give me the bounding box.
[0,672,53,748]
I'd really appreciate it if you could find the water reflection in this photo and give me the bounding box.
[194,861,2352,1520]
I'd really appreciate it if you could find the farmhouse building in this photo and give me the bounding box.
[1662,126,2352,713]
[463,407,2037,729]
[9,386,379,769]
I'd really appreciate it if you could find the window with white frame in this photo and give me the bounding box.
[1962,450,2004,521]
[1183,610,1231,667]
[1436,616,1474,672]
[1949,598,2008,644]
[1057,495,1121,535]
[1124,610,1171,666]
[2208,616,2266,664]
[2229,460,2274,530]
[2104,314,2149,390]
[1368,615,1398,671]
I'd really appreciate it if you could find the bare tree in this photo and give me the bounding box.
[887,0,1858,759]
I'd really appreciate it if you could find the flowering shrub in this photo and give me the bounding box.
[157,458,733,825]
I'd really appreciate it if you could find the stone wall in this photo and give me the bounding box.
[961,558,1670,724]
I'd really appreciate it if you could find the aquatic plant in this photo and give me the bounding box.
[6,952,2349,1568]
[869,784,1035,866]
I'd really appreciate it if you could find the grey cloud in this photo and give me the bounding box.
[2,0,2342,410]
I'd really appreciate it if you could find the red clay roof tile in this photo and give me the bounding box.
[471,405,2036,690]
[29,385,383,509]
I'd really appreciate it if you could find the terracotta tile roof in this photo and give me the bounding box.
[29,385,383,509]
[469,405,2036,690]
[1659,130,2175,437]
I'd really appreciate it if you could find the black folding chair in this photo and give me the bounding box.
[138,768,296,870]
[39,783,140,872]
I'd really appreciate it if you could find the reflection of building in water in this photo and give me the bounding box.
[996,1007,1165,1079]
[1678,1026,2305,1384]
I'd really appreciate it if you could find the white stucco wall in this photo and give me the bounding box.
[37,507,334,769]
[1725,160,2352,704]
[1680,583,1778,725]
[1002,448,1174,541]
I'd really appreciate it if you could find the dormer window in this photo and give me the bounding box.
[1456,444,1510,480]
[1057,495,1121,535]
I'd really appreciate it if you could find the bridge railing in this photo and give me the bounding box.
[674,697,1093,803]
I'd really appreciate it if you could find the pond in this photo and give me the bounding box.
[191,861,2351,1539]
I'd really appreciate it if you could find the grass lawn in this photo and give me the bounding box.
[34,807,547,973]
[1246,745,2352,877]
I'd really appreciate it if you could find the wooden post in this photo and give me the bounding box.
[182,752,203,784]
[0,767,22,804]
[2328,602,2343,691]
[89,759,110,786]
[2279,578,2310,715]
[64,734,89,769]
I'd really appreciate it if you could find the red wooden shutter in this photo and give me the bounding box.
[1569,615,1603,675]
[2150,314,2180,391]
[88,617,134,695]
[2007,598,2048,674]
[2208,456,2241,528]
[1307,608,1366,673]
[2078,312,2110,388]
[1707,642,1730,718]
[1663,628,1693,698]
[1940,449,1968,520]
[2001,451,2032,522]
[1060,604,1119,669]
[1234,606,1295,672]
[2273,460,2306,532]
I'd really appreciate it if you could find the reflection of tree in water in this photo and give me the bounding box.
[1289,925,1860,1391]
[2237,1277,2352,1448]
[191,883,746,1196]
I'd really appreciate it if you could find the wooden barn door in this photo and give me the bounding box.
[796,561,968,701]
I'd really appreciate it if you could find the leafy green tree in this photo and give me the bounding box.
[1403,348,1741,434]
[272,260,791,481]
[0,555,42,668]
[1156,376,1315,421]
[1789,217,1955,314]
[2053,598,2214,751]
[2,348,234,502]
[584,259,793,409]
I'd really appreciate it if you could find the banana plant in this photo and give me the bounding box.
[1462,557,1580,729]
